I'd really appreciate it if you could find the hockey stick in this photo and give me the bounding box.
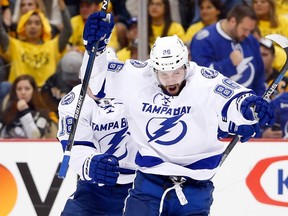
[58,0,110,178]
[218,34,288,168]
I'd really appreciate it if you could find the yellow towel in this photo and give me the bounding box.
[17,9,52,42]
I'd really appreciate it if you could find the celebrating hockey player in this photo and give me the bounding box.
[57,12,138,215]
[58,83,138,215]
[78,11,275,216]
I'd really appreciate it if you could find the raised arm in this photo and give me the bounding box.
[57,0,72,52]
[0,6,9,51]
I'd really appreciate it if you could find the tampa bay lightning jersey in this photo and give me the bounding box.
[79,51,257,180]
[190,21,265,96]
[57,85,138,184]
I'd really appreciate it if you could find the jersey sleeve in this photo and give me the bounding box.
[57,85,98,177]
[190,65,257,133]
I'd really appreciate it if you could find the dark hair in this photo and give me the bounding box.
[198,0,225,19]
[148,0,172,44]
[2,74,50,125]
[226,4,258,23]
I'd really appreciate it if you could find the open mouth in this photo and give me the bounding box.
[167,85,177,92]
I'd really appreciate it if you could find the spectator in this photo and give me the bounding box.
[259,37,288,138]
[269,92,288,138]
[252,0,288,72]
[12,0,64,37]
[252,0,288,37]
[0,1,72,88]
[41,51,82,114]
[0,74,58,138]
[125,0,181,27]
[116,17,138,61]
[110,0,132,50]
[190,4,265,96]
[148,0,186,48]
[11,0,48,37]
[68,0,119,53]
[185,0,224,45]
[275,0,288,18]
[260,38,288,94]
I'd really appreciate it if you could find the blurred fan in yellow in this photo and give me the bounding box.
[0,1,72,87]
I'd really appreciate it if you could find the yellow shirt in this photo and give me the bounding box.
[1,37,61,87]
[69,15,119,53]
[257,16,288,72]
[185,21,204,44]
[257,15,288,38]
[116,47,131,62]
[69,15,85,52]
[149,22,186,47]
[276,0,288,18]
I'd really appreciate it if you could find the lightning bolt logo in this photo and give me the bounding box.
[146,114,187,145]
[99,127,129,156]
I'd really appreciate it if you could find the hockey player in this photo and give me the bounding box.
[57,84,138,215]
[81,12,275,216]
[57,14,138,215]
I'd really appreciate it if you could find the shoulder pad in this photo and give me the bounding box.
[108,60,124,72]
[129,59,148,68]
[200,68,219,79]
[61,91,75,105]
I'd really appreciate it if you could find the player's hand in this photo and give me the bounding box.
[228,122,259,142]
[83,11,114,53]
[240,95,275,126]
[83,153,119,186]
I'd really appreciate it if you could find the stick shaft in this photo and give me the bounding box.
[58,0,110,178]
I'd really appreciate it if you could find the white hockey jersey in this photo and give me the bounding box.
[80,51,256,180]
[57,85,138,184]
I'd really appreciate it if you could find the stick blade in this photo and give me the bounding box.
[265,34,288,49]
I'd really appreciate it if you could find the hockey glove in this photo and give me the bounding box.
[228,121,260,142]
[239,95,275,126]
[83,11,115,53]
[83,154,119,186]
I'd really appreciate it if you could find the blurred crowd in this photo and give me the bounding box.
[0,0,287,139]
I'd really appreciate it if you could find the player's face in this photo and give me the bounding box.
[231,17,256,42]
[157,67,186,96]
[16,80,34,103]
